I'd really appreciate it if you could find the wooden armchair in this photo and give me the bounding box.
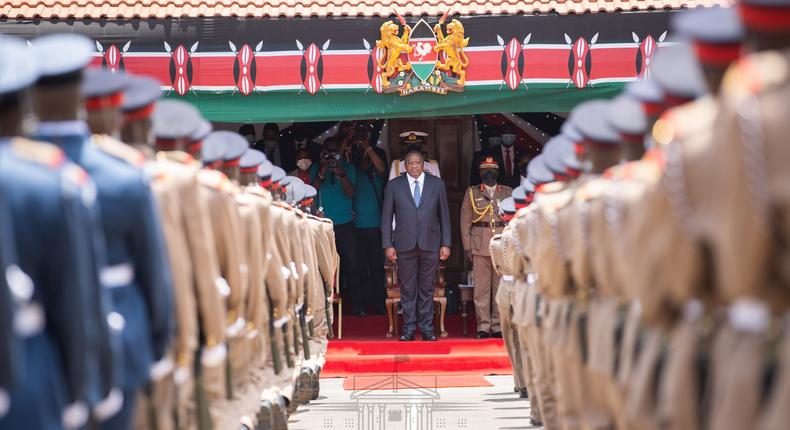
[384,261,448,338]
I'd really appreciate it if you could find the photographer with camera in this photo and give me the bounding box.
[310,136,365,315]
[348,123,388,315]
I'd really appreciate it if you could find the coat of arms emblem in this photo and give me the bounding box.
[374,12,470,96]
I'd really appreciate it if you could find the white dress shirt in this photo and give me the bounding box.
[408,172,426,198]
[500,145,515,175]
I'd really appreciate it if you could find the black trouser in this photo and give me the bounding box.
[333,222,362,312]
[397,247,439,335]
[355,226,386,313]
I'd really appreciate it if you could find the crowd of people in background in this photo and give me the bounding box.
[240,121,389,316]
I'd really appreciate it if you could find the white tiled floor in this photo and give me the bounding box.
[288,375,541,430]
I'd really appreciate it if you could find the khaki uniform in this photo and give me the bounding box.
[267,202,301,403]
[461,184,513,333]
[507,208,543,423]
[698,49,790,430]
[197,169,247,428]
[517,203,559,429]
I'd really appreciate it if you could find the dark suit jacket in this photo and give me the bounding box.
[470,145,524,189]
[381,173,452,252]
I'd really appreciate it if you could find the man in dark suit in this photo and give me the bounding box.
[470,127,525,188]
[381,148,452,341]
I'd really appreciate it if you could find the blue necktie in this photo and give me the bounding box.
[413,180,421,206]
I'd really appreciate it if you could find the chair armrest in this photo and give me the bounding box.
[385,261,398,290]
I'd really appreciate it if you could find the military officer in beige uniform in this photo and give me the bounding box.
[461,157,513,338]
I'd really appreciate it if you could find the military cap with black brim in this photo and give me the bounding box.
[32,33,94,86]
[672,7,744,66]
[625,79,665,118]
[240,149,266,174]
[219,131,250,168]
[82,68,129,112]
[512,186,528,209]
[271,166,286,186]
[652,44,708,107]
[0,36,38,109]
[569,100,621,148]
[201,131,230,168]
[500,197,516,216]
[607,95,648,145]
[542,137,568,176]
[152,99,203,149]
[526,155,554,185]
[122,75,161,122]
[738,0,790,34]
[258,159,274,188]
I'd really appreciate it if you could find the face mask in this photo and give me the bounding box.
[297,159,312,171]
[502,134,516,146]
[333,153,341,160]
[481,171,498,186]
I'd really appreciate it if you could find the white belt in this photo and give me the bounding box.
[502,275,514,282]
[101,263,134,288]
[0,388,8,418]
[683,299,703,323]
[226,317,246,337]
[289,262,300,280]
[62,401,89,430]
[201,343,227,367]
[215,277,230,298]
[728,298,770,334]
[92,388,123,422]
[149,357,174,381]
[273,314,291,328]
[15,302,45,337]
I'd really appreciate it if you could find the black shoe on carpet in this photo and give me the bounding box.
[475,331,490,339]
[491,331,503,338]
[399,332,415,341]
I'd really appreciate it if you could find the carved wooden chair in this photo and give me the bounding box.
[384,261,448,338]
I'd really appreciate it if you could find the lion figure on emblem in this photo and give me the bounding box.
[376,21,412,87]
[433,19,470,85]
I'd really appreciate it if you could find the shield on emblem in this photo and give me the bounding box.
[407,19,438,81]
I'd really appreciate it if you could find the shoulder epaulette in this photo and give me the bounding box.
[722,50,789,99]
[10,138,65,169]
[198,169,229,190]
[91,134,146,168]
[62,163,90,187]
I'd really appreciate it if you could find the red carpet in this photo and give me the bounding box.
[322,315,513,378]
[342,374,493,390]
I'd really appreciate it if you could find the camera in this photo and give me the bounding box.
[355,126,369,141]
[322,151,339,169]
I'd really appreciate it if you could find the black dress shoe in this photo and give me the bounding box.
[491,331,503,338]
[519,388,529,399]
[422,333,438,341]
[475,331,490,339]
[530,418,543,426]
[399,332,415,341]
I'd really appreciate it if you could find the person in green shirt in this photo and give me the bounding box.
[310,136,365,314]
[349,124,388,315]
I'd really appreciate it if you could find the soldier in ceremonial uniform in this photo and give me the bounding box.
[388,131,441,179]
[689,2,790,428]
[150,100,231,430]
[0,35,110,430]
[199,131,255,428]
[31,34,174,430]
[461,157,512,338]
[490,197,531,401]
